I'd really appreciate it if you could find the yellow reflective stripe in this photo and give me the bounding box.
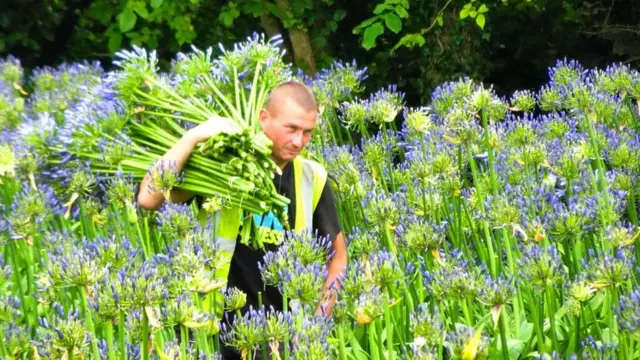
[217,207,242,239]
[310,163,327,211]
[293,157,306,231]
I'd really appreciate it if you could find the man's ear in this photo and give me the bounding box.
[259,108,269,126]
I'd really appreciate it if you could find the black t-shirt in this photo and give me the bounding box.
[226,160,341,312]
[220,160,341,359]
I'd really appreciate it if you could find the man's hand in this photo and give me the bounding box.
[316,232,347,318]
[184,115,241,144]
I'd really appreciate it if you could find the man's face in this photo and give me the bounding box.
[260,97,317,167]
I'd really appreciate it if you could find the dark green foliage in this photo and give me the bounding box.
[1,0,638,104]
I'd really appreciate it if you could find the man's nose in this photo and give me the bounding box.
[291,132,303,147]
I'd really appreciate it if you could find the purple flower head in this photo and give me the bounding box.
[616,290,640,338]
[517,244,565,291]
[445,325,490,359]
[156,201,197,243]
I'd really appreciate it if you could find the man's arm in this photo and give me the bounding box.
[317,231,348,317]
[309,180,348,317]
[137,117,239,210]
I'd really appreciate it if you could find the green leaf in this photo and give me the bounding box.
[496,339,525,360]
[478,4,489,13]
[150,0,163,9]
[133,3,149,19]
[392,33,425,50]
[242,1,264,16]
[470,10,477,18]
[395,5,409,18]
[518,322,534,343]
[266,3,286,20]
[314,35,327,48]
[108,31,123,52]
[437,14,443,26]
[373,3,391,15]
[601,328,618,343]
[220,12,234,27]
[476,14,485,29]
[118,10,137,32]
[362,22,384,50]
[333,9,347,22]
[460,6,470,19]
[353,17,380,34]
[384,13,402,33]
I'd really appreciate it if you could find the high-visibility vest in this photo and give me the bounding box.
[210,155,328,287]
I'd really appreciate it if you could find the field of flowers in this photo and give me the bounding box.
[1,33,640,360]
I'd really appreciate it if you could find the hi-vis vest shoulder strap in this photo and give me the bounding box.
[209,155,327,291]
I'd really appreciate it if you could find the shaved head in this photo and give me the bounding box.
[259,80,318,168]
[265,81,317,116]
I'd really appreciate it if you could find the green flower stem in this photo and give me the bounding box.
[545,284,560,352]
[195,295,211,358]
[482,222,498,278]
[499,309,510,360]
[105,320,117,360]
[585,301,603,339]
[337,324,347,360]
[608,287,627,360]
[209,291,219,353]
[180,324,188,360]
[80,286,101,360]
[78,198,94,240]
[384,300,394,360]
[390,307,406,353]
[437,305,447,358]
[574,311,581,356]
[369,321,380,360]
[513,293,523,339]
[461,298,472,325]
[142,111,198,124]
[451,300,459,326]
[200,75,244,121]
[480,108,499,195]
[428,190,438,224]
[17,240,37,330]
[381,124,396,193]
[522,153,534,214]
[501,228,516,274]
[255,291,267,360]
[0,330,6,357]
[627,187,639,225]
[572,236,583,277]
[586,112,614,227]
[383,227,397,255]
[283,294,289,360]
[624,96,639,134]
[9,243,29,333]
[585,166,610,248]
[529,291,546,353]
[119,310,127,360]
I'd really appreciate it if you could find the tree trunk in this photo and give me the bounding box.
[260,9,281,40]
[272,0,317,75]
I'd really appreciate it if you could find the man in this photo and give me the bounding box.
[137,81,348,359]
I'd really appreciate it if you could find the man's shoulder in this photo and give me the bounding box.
[294,155,327,176]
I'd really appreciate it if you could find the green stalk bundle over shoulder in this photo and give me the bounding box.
[98,62,291,233]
